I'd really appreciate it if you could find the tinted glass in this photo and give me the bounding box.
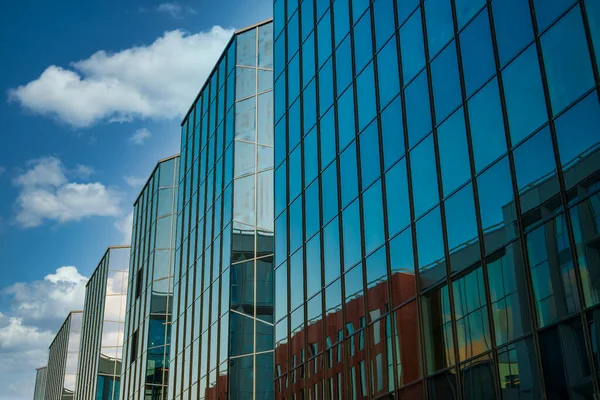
[380,97,405,171]
[431,41,462,123]
[437,108,471,197]
[385,159,411,237]
[405,71,432,148]
[410,134,439,218]
[343,199,362,270]
[400,7,425,83]
[445,183,479,274]
[422,284,455,374]
[460,8,496,97]
[496,338,542,399]
[416,207,446,289]
[492,0,534,67]
[425,0,453,58]
[363,180,385,255]
[359,121,381,189]
[377,38,401,109]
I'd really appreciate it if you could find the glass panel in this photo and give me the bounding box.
[377,38,401,109]
[275,264,288,322]
[417,207,446,289]
[319,59,334,117]
[373,0,396,51]
[445,183,480,274]
[237,29,257,67]
[354,11,374,75]
[425,0,454,58]
[340,142,359,207]
[257,92,274,145]
[385,159,411,237]
[306,233,322,299]
[322,161,339,225]
[257,170,273,231]
[317,9,332,67]
[338,85,356,152]
[363,180,385,255]
[492,0,534,67]
[587,0,600,61]
[356,62,377,132]
[334,0,351,46]
[423,284,455,374]
[400,7,425,83]
[324,218,341,285]
[359,121,381,189]
[533,0,578,32]
[235,97,256,142]
[290,249,305,311]
[289,194,303,254]
[406,71,432,149]
[320,108,336,168]
[228,355,254,398]
[570,201,600,308]
[394,301,423,386]
[305,180,319,238]
[438,108,471,197]
[236,67,256,100]
[233,175,255,226]
[461,353,497,399]
[497,337,542,399]
[380,97,405,171]
[336,35,352,95]
[455,0,486,29]
[390,227,417,308]
[234,141,255,178]
[410,134,439,218]
[431,41,462,123]
[460,8,495,97]
[343,199,362,270]
[366,246,389,321]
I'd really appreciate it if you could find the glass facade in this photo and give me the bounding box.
[45,311,82,400]
[33,366,48,400]
[76,247,130,400]
[168,20,275,400]
[121,155,179,400]
[274,0,600,398]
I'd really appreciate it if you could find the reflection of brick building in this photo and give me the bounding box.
[275,272,421,399]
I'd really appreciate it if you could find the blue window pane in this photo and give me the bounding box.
[337,86,356,151]
[460,9,496,97]
[274,74,286,124]
[359,121,381,189]
[377,38,401,109]
[324,217,341,284]
[303,81,317,133]
[288,12,300,62]
[374,0,396,51]
[319,59,335,117]
[288,0,299,20]
[541,6,595,115]
[352,0,370,23]
[333,0,351,46]
[400,7,426,83]
[416,207,446,289]
[288,99,301,150]
[322,161,339,224]
[320,108,336,167]
[455,0,486,29]
[381,97,405,170]
[316,0,330,20]
[302,33,316,87]
[301,0,315,41]
[275,213,287,266]
[425,0,454,58]
[318,10,333,67]
[289,249,304,310]
[468,78,507,173]
[336,35,353,95]
[363,180,386,254]
[587,0,600,61]
[354,12,374,75]
[340,141,359,207]
[533,0,577,32]
[289,145,302,201]
[357,63,378,132]
[275,34,286,80]
[304,127,318,185]
[343,199,363,269]
[431,41,462,123]
[513,127,560,216]
[275,163,286,216]
[445,183,479,274]
[438,108,471,197]
[492,0,534,67]
[390,228,416,305]
[386,159,411,237]
[405,71,432,148]
[502,45,548,146]
[306,233,321,297]
[290,196,303,254]
[238,29,257,67]
[410,134,439,218]
[477,157,517,254]
[306,180,320,238]
[274,0,285,38]
[288,53,301,105]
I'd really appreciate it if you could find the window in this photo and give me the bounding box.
[385,159,411,237]
[301,0,314,41]
[373,0,396,51]
[455,0,486,29]
[496,338,541,398]
[363,180,385,254]
[317,10,332,67]
[335,35,352,94]
[425,0,454,58]
[343,199,362,270]
[533,0,578,32]
[437,108,471,197]
[306,233,322,299]
[431,41,462,123]
[320,108,336,168]
[337,85,356,152]
[135,268,143,299]
[130,330,138,363]
[380,97,405,170]
[410,134,439,218]
[303,82,317,133]
[340,142,359,207]
[359,120,381,189]
[322,161,339,224]
[287,12,299,62]
[400,7,425,83]
[422,284,455,374]
[290,249,305,311]
[377,38,401,109]
[333,0,351,46]
[390,227,416,306]
[319,59,334,117]
[460,8,496,97]
[492,0,534,67]
[416,207,446,289]
[586,0,600,61]
[356,62,377,132]
[445,183,479,274]
[405,71,432,148]
[354,11,374,75]
[304,127,318,185]
[324,218,341,285]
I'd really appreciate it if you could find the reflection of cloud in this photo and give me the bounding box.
[101,321,124,348]
[104,295,127,322]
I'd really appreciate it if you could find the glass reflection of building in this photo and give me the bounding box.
[76,246,130,400]
[33,366,48,400]
[273,0,600,398]
[45,311,82,400]
[168,19,275,400]
[121,155,179,400]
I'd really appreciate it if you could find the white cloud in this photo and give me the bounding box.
[157,2,197,18]
[0,266,88,400]
[124,175,147,187]
[14,156,122,228]
[8,26,234,128]
[114,212,134,244]
[130,127,151,145]
[73,164,94,179]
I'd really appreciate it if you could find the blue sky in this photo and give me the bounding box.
[0,1,271,398]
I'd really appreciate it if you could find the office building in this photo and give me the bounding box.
[273,0,600,398]
[33,366,48,400]
[121,155,180,400]
[76,246,130,400]
[45,311,82,400]
[168,19,275,399]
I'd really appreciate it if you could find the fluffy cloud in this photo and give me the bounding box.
[0,266,88,399]
[130,128,151,145]
[114,212,134,244]
[14,156,122,228]
[8,26,234,128]
[124,175,147,187]
[74,164,94,179]
[157,2,196,18]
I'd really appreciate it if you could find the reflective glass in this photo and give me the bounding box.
[304,128,318,185]
[468,78,507,173]
[275,264,288,322]
[236,67,256,100]
[320,108,336,168]
[258,92,274,146]
[437,108,471,197]
[533,0,577,32]
[340,142,359,207]
[234,141,255,178]
[445,183,479,274]
[303,83,317,134]
[502,45,548,146]
[338,85,356,151]
[461,354,496,399]
[289,195,303,253]
[406,71,432,148]
[288,53,301,105]
[373,0,395,51]
[410,134,439,218]
[290,249,305,311]
[305,180,320,238]
[366,246,388,316]
[333,0,351,46]
[303,36,316,90]
[431,41,462,123]
[380,97,405,170]
[317,10,332,67]
[460,9,495,97]
[400,7,425,83]
[455,0,485,29]
[343,199,362,270]
[390,228,416,306]
[492,0,534,67]
[237,30,257,67]
[385,159,411,237]
[363,180,385,255]
[571,196,600,308]
[319,59,334,117]
[587,0,600,60]
[235,97,256,142]
[301,0,314,41]
[377,38,401,109]
[398,0,419,27]
[526,214,579,327]
[344,264,364,309]
[425,0,454,58]
[258,23,273,68]
[324,218,341,284]
[541,6,595,115]
[359,121,381,189]
[354,11,374,75]
[422,284,455,374]
[416,207,446,289]
[356,62,377,132]
[306,233,322,299]
[335,35,352,95]
[322,161,339,224]
[497,337,542,399]
[288,12,299,62]
[289,144,302,201]
[230,261,254,317]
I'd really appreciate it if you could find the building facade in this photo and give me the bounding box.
[45,311,82,400]
[273,0,600,399]
[121,155,180,400]
[168,19,275,400]
[76,246,130,400]
[33,366,48,400]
